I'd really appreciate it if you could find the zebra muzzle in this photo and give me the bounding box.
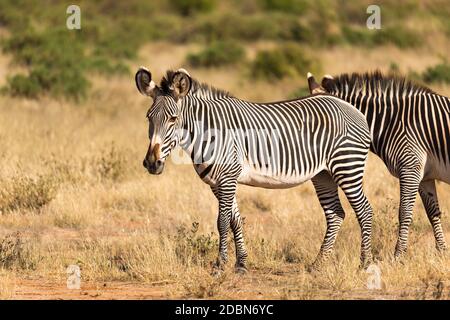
[143,143,165,175]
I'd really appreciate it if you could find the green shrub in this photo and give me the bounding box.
[252,50,289,79]
[184,14,271,42]
[1,3,141,100]
[3,28,90,100]
[187,41,245,67]
[171,0,217,15]
[422,62,450,84]
[251,44,318,80]
[173,222,218,266]
[374,26,420,48]
[341,26,373,46]
[86,57,130,75]
[183,12,312,43]
[271,14,312,42]
[341,25,421,48]
[6,74,41,98]
[259,0,309,14]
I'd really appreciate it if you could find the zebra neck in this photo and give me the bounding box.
[177,95,235,162]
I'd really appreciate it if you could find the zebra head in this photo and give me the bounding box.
[135,67,192,175]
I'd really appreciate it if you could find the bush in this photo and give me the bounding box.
[187,41,245,67]
[259,0,309,14]
[183,13,272,42]
[341,25,421,48]
[252,50,289,80]
[0,232,40,270]
[374,26,420,48]
[182,12,312,43]
[85,57,130,76]
[0,175,57,213]
[94,144,127,182]
[1,3,139,100]
[173,222,218,266]
[171,0,217,15]
[341,26,373,46]
[422,62,450,84]
[3,28,90,100]
[251,44,318,80]
[6,74,41,98]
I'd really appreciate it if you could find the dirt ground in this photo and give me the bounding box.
[8,271,450,300]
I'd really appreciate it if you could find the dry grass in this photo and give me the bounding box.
[0,42,449,299]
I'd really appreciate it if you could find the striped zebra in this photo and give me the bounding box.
[135,67,374,272]
[307,71,449,257]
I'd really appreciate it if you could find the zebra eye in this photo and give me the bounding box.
[168,116,178,123]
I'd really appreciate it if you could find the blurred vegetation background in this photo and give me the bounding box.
[0,0,449,101]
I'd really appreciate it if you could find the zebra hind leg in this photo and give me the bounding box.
[394,170,421,258]
[419,179,447,252]
[309,171,346,271]
[333,171,374,269]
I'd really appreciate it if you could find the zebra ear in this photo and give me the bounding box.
[135,67,158,97]
[172,69,192,100]
[321,75,334,92]
[307,72,326,94]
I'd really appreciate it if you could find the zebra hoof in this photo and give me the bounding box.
[436,244,448,254]
[306,262,322,273]
[359,260,372,270]
[211,266,223,277]
[234,266,248,275]
[393,250,407,262]
[211,260,225,276]
[359,255,373,270]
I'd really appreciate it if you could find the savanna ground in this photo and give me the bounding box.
[0,1,449,300]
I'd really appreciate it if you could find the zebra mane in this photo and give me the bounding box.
[160,70,233,99]
[326,71,435,96]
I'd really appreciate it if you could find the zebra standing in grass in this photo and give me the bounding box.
[135,67,374,272]
[307,71,449,257]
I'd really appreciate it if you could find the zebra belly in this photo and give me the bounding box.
[424,155,450,183]
[237,161,324,189]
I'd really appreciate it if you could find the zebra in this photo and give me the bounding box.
[307,71,449,258]
[135,67,374,272]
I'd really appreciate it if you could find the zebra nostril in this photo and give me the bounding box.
[143,159,148,168]
[155,159,162,167]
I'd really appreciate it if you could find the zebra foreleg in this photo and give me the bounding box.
[419,179,447,252]
[231,197,248,273]
[211,181,236,272]
[310,171,346,271]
